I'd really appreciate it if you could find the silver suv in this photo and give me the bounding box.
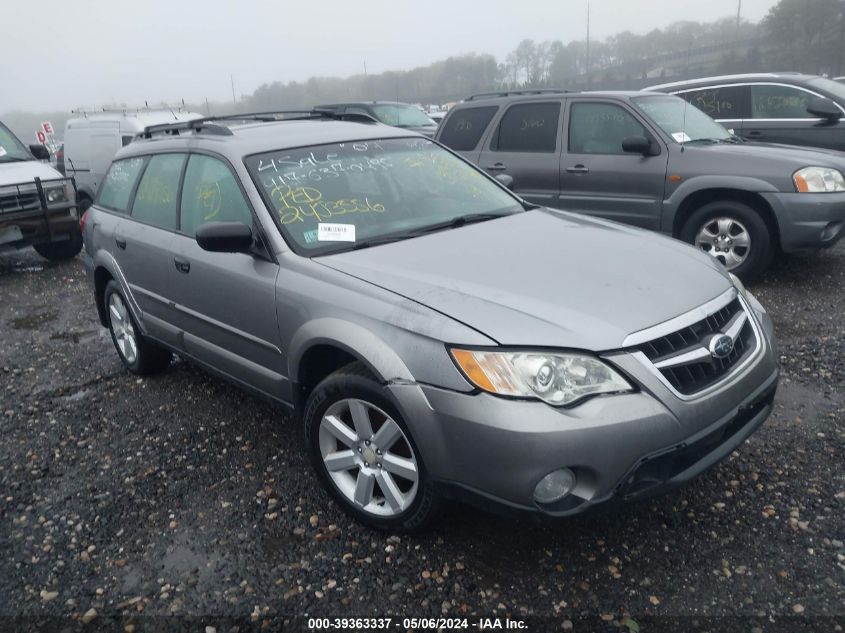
[81,112,778,530]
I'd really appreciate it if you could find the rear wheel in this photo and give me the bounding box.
[680,199,774,281]
[304,362,439,531]
[104,281,172,375]
[33,231,82,261]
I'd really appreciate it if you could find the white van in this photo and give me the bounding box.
[64,109,201,208]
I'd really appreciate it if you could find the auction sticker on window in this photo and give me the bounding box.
[317,223,356,242]
[671,132,691,143]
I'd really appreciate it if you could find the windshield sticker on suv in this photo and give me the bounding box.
[317,223,356,242]
[672,132,691,143]
[0,146,7,157]
[303,229,318,244]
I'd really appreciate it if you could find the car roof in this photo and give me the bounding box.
[645,72,819,91]
[317,101,417,109]
[116,118,417,160]
[450,90,660,108]
[66,110,201,130]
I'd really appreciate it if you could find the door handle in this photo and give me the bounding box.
[745,131,762,137]
[115,237,126,250]
[174,258,191,274]
[565,165,590,173]
[486,163,507,171]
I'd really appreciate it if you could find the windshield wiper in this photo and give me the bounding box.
[350,212,514,251]
[684,137,738,145]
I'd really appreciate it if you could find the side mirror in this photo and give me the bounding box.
[29,144,50,160]
[196,221,253,253]
[807,97,842,121]
[622,136,656,156]
[494,173,514,189]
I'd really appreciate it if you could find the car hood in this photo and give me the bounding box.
[0,160,62,187]
[687,140,845,167]
[317,209,733,351]
[396,125,437,137]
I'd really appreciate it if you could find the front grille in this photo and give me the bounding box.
[0,189,41,214]
[636,298,757,395]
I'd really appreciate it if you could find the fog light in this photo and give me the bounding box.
[821,221,842,243]
[533,468,576,504]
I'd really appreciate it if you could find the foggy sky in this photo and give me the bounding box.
[2,0,776,113]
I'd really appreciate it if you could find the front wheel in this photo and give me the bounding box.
[680,200,774,281]
[33,232,82,261]
[304,362,439,531]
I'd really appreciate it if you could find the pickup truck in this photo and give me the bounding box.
[1,120,81,261]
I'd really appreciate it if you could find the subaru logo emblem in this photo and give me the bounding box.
[709,334,734,359]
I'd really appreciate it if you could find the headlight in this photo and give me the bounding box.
[44,185,67,204]
[793,167,845,193]
[450,348,632,406]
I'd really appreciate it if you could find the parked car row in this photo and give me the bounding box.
[14,71,845,530]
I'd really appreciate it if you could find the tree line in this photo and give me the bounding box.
[3,0,844,140]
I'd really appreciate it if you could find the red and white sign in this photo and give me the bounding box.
[41,121,54,135]
[36,131,47,144]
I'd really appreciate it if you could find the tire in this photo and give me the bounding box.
[104,281,172,375]
[33,231,82,261]
[303,362,439,531]
[680,200,774,281]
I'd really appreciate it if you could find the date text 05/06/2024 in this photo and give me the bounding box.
[307,617,528,630]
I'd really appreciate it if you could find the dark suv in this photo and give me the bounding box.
[436,90,845,279]
[647,72,845,151]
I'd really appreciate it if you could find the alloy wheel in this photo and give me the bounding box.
[695,217,751,271]
[318,398,419,517]
[108,293,138,364]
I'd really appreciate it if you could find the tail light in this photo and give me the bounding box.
[79,208,90,232]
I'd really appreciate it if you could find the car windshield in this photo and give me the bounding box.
[246,137,523,255]
[370,105,436,128]
[0,121,33,161]
[807,77,845,103]
[632,95,733,144]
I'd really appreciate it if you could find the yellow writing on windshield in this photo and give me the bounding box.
[270,183,385,225]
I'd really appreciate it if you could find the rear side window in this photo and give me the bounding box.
[568,102,646,155]
[96,157,146,213]
[492,102,561,153]
[131,153,185,230]
[751,85,814,119]
[678,86,745,119]
[438,106,498,151]
[180,154,252,236]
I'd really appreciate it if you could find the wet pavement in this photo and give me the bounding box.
[0,245,843,632]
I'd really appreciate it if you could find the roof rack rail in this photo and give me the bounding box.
[72,103,190,116]
[464,89,570,101]
[138,109,378,139]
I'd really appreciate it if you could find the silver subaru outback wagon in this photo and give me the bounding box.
[81,112,779,530]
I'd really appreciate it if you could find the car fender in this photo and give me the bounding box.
[92,249,145,333]
[662,175,780,233]
[288,318,416,386]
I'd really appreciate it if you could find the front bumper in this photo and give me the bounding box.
[0,177,79,251]
[387,307,778,517]
[762,191,845,253]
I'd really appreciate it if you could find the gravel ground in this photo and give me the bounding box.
[0,245,843,633]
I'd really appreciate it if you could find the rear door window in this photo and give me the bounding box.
[750,84,815,119]
[180,154,252,236]
[96,157,146,213]
[438,106,498,151]
[491,102,561,152]
[130,153,186,230]
[568,102,646,155]
[678,86,746,119]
